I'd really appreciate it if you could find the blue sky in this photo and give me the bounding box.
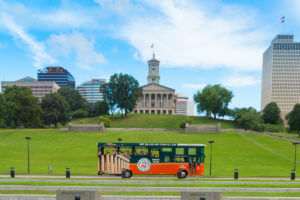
[0,0,300,113]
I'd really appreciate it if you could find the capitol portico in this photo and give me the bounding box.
[133,54,177,115]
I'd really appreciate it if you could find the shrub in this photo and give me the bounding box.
[263,123,285,133]
[99,117,111,128]
[180,118,193,128]
[71,109,89,118]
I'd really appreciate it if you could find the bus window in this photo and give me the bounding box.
[150,149,160,158]
[120,148,132,157]
[104,148,116,155]
[188,148,196,155]
[176,148,184,155]
[134,147,148,156]
[174,156,186,162]
[164,155,170,162]
[162,148,172,152]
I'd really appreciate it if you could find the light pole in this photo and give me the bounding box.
[118,138,122,144]
[25,137,31,174]
[293,142,300,172]
[209,140,215,176]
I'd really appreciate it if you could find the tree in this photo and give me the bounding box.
[231,107,258,121]
[3,85,42,128]
[101,73,142,117]
[41,93,70,127]
[193,84,233,118]
[286,104,300,133]
[100,82,117,115]
[236,111,260,130]
[57,87,88,112]
[262,102,282,125]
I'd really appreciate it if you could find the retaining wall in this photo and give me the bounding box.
[68,123,105,132]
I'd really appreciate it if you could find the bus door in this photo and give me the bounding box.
[160,147,173,163]
[187,147,198,175]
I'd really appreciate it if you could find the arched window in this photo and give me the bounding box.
[152,67,155,74]
[152,78,156,83]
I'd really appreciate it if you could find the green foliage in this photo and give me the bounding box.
[101,73,142,117]
[262,102,282,125]
[1,86,42,128]
[98,116,111,127]
[89,101,109,117]
[71,109,89,118]
[194,84,233,119]
[41,93,70,127]
[180,118,193,128]
[231,107,258,121]
[236,111,260,130]
[286,104,300,133]
[262,123,285,133]
[57,87,88,112]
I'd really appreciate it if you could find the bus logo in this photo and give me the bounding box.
[137,158,151,172]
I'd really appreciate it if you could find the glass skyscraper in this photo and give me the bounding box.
[261,34,300,119]
[37,66,75,89]
[76,79,106,103]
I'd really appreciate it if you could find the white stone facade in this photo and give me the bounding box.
[1,76,60,101]
[133,54,177,115]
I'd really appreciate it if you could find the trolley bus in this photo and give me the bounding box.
[97,142,205,178]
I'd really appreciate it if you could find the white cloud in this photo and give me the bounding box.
[182,83,206,90]
[96,0,269,71]
[47,32,106,70]
[0,13,56,68]
[221,75,261,87]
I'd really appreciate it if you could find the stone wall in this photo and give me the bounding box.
[68,123,105,132]
[185,123,221,133]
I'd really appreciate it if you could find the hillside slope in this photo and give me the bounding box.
[73,114,237,128]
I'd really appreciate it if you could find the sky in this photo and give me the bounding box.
[0,0,300,113]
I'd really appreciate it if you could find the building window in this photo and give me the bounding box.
[152,78,156,83]
[152,68,155,74]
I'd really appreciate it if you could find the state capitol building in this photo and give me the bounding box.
[133,54,177,115]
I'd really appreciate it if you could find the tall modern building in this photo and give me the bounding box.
[1,76,60,101]
[261,34,300,119]
[76,79,106,103]
[38,66,75,89]
[176,93,195,116]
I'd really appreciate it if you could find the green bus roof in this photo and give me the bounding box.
[98,142,206,147]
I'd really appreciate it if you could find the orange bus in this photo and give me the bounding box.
[97,142,205,179]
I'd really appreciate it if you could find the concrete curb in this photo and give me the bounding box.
[1,185,300,192]
[0,195,300,200]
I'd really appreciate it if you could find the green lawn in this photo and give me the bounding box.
[267,132,300,140]
[72,114,237,129]
[0,129,299,177]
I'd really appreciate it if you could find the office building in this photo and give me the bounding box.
[133,53,177,114]
[176,93,195,116]
[1,76,60,101]
[261,34,300,119]
[77,79,106,103]
[38,66,75,89]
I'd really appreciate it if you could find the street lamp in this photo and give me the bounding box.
[208,140,215,176]
[25,137,31,174]
[118,138,122,143]
[293,142,300,172]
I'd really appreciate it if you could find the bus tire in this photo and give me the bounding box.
[122,170,132,179]
[177,170,187,179]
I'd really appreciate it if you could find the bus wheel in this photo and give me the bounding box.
[122,170,132,179]
[177,170,187,179]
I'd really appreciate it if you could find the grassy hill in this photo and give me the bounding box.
[0,128,298,177]
[72,114,237,129]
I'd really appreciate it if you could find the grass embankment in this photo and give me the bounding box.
[0,129,298,176]
[72,114,237,129]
